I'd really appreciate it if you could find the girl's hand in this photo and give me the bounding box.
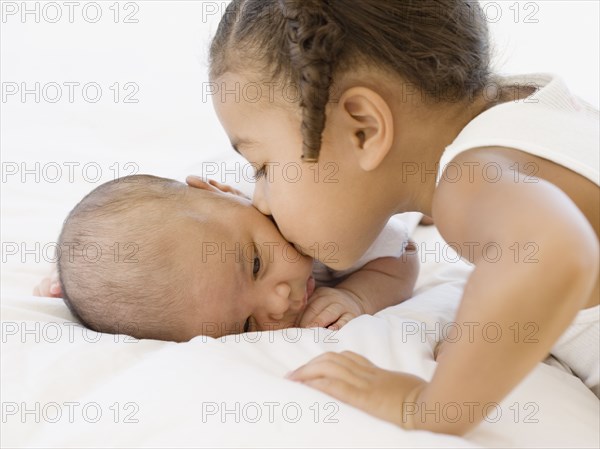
[297,287,365,330]
[286,351,427,429]
[33,268,62,298]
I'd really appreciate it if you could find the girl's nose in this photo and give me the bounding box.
[252,181,272,216]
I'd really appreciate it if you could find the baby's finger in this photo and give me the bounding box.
[33,278,51,297]
[296,295,328,327]
[49,282,62,296]
[299,302,343,328]
[185,175,208,189]
[327,312,356,331]
[208,179,250,199]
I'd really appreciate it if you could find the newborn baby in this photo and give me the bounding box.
[54,175,418,342]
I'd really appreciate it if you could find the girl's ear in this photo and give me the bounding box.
[337,87,394,171]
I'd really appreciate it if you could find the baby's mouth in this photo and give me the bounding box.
[298,275,316,309]
[289,276,316,327]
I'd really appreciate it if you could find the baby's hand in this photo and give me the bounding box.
[297,287,365,330]
[33,268,62,298]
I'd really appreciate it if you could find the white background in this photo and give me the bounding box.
[1,0,599,294]
[1,5,600,447]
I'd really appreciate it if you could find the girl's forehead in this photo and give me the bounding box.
[211,72,300,113]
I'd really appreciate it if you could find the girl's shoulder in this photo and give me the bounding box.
[436,73,599,189]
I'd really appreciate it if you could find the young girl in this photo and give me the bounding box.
[196,0,599,435]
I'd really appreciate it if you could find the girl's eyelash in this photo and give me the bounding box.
[253,165,267,180]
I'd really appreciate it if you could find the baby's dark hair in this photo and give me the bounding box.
[210,0,492,161]
[58,175,196,341]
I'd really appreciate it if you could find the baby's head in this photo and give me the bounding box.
[58,175,314,342]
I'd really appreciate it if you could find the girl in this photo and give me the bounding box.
[199,0,600,435]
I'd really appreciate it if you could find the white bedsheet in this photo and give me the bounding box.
[2,226,599,448]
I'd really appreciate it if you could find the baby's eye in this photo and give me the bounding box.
[253,254,261,277]
[253,165,267,181]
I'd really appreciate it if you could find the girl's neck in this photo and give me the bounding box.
[408,84,539,215]
[390,91,495,216]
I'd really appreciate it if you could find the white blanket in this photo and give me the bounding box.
[2,227,599,448]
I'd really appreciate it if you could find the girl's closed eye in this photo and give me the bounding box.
[253,164,267,181]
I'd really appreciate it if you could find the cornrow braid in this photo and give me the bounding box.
[211,1,492,164]
[278,0,345,162]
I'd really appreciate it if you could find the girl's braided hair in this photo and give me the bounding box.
[210,0,491,162]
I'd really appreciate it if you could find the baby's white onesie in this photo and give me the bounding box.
[312,214,411,287]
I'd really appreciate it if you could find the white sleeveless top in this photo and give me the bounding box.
[437,73,599,186]
[436,73,600,396]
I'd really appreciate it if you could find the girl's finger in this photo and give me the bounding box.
[301,377,358,405]
[288,352,372,386]
[337,351,376,368]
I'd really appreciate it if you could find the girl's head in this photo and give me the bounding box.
[209,0,493,268]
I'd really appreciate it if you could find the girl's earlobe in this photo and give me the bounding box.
[340,87,394,172]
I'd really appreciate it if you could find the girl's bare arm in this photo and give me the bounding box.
[420,147,599,434]
[288,147,598,436]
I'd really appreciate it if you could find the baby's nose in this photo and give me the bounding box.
[268,284,291,320]
[275,284,290,299]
